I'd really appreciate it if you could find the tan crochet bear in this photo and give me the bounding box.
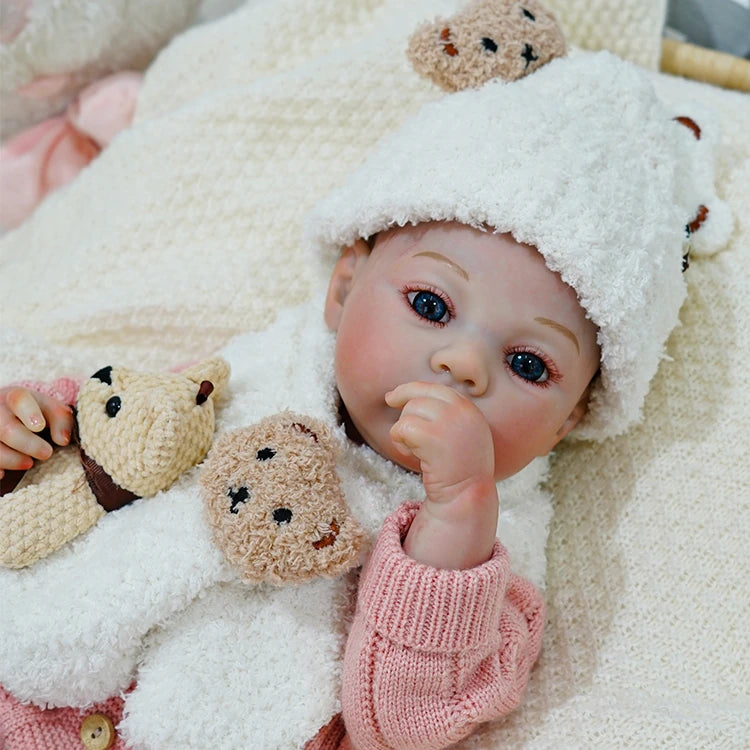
[0,357,229,569]
[408,0,566,92]
[201,412,366,585]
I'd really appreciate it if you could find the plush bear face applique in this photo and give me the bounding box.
[76,358,229,498]
[201,413,366,585]
[408,0,566,92]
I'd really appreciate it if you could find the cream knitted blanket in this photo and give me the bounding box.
[0,0,748,747]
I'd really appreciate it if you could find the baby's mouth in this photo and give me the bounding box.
[312,518,340,549]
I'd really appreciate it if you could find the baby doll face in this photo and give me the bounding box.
[324,221,600,481]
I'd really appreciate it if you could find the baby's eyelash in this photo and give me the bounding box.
[503,345,562,388]
[401,284,455,327]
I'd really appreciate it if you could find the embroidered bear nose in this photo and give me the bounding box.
[273,507,293,525]
[227,486,250,514]
[521,43,538,68]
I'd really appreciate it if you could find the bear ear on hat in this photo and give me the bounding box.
[670,106,733,262]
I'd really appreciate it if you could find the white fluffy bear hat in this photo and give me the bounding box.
[305,50,732,440]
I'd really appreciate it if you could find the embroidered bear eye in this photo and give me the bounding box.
[105,396,122,417]
[256,447,276,461]
[273,507,293,525]
[522,7,536,20]
[481,37,497,52]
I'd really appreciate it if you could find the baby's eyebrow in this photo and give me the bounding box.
[412,251,469,280]
[534,317,580,355]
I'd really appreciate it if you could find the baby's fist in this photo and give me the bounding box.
[385,381,494,503]
[386,381,498,569]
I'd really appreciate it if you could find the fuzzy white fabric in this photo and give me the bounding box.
[0,300,551,748]
[0,0,202,141]
[0,1,748,748]
[305,52,733,440]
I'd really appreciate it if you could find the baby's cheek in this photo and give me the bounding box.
[487,411,548,480]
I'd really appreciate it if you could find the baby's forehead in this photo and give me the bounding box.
[372,221,543,268]
[372,220,586,307]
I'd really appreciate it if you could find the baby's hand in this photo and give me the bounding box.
[386,382,498,569]
[0,387,73,478]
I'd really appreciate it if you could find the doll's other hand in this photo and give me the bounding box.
[385,381,498,569]
[0,387,73,478]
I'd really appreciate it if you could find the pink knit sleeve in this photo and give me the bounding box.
[340,502,545,750]
[11,377,81,406]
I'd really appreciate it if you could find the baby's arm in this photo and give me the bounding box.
[0,380,77,479]
[338,502,545,749]
[386,381,498,569]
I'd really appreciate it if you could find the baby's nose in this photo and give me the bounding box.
[430,342,489,397]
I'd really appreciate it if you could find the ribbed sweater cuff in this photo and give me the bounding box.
[359,502,510,653]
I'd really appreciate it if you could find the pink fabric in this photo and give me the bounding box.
[0,686,130,750]
[307,502,545,749]
[13,377,81,407]
[0,72,142,229]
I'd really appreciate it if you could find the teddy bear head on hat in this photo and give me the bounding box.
[201,412,366,585]
[407,0,567,92]
[0,357,230,569]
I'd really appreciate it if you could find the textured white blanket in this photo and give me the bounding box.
[1,0,748,747]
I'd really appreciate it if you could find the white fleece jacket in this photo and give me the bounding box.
[0,297,552,749]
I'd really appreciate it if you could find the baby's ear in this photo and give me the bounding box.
[324,238,370,331]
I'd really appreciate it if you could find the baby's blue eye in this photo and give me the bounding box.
[409,291,448,323]
[507,352,549,383]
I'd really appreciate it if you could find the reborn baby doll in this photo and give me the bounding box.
[0,48,731,750]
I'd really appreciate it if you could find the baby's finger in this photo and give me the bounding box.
[0,404,53,461]
[37,394,73,446]
[3,387,47,432]
[390,412,441,456]
[0,442,35,472]
[385,381,458,409]
[392,395,445,424]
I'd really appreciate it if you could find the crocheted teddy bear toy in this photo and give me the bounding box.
[201,412,366,584]
[407,0,566,92]
[0,357,229,569]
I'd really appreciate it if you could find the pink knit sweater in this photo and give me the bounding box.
[1,380,545,749]
[306,502,545,750]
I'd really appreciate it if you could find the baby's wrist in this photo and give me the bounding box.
[403,477,498,569]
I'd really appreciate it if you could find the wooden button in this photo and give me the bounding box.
[80,713,115,750]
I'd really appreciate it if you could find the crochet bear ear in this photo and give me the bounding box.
[669,106,733,263]
[407,0,566,92]
[181,357,231,400]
